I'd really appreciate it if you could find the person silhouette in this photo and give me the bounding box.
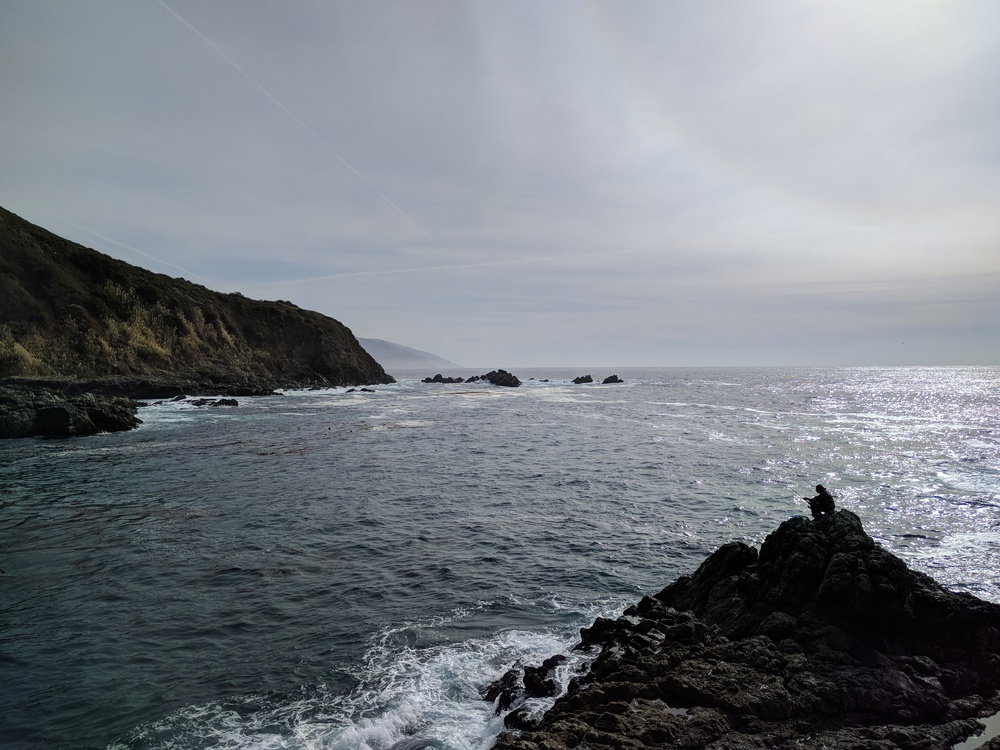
[803,484,835,518]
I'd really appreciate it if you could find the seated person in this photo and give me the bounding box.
[804,484,835,518]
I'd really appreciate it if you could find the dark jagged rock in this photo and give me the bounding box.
[572,375,593,384]
[491,511,1000,749]
[523,655,568,699]
[0,384,141,439]
[423,371,522,387]
[188,397,238,407]
[602,374,623,384]
[482,369,521,387]
[486,655,570,719]
[423,374,466,384]
[484,666,527,713]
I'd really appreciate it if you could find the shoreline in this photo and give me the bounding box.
[0,373,394,439]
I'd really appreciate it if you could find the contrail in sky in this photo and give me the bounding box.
[156,0,432,242]
[243,248,625,284]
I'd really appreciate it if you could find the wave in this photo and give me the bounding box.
[107,610,596,750]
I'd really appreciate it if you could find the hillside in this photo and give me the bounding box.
[0,206,393,394]
[358,338,459,370]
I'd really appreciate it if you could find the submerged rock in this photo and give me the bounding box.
[491,511,1000,749]
[188,397,239,407]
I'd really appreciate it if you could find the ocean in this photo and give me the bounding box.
[2,367,999,750]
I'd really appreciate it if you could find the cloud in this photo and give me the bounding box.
[592,0,1000,217]
[1,0,997,365]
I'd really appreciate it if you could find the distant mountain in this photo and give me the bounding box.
[359,338,460,370]
[0,206,393,394]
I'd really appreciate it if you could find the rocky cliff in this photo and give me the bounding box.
[490,511,1000,749]
[0,206,393,396]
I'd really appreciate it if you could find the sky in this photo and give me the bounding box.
[2,1,999,367]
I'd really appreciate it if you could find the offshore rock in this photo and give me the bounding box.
[602,374,623,384]
[491,511,1000,749]
[421,371,522,387]
[482,369,522,387]
[0,384,141,438]
[422,374,466,383]
[572,375,593,384]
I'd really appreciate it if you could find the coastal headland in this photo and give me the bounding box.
[0,205,393,437]
[488,511,1000,749]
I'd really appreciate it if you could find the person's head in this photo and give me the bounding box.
[816,485,825,492]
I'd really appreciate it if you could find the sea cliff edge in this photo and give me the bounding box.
[1,204,394,438]
[488,510,1000,750]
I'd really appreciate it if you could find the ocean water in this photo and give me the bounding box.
[2,366,999,750]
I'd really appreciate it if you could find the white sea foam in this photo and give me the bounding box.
[109,612,595,750]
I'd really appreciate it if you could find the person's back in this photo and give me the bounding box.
[805,484,835,518]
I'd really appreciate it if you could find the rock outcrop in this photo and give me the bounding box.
[423,374,467,384]
[422,370,522,387]
[490,511,1000,749]
[187,397,239,407]
[0,384,141,439]
[482,369,522,387]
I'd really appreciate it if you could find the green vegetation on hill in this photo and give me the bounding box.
[0,206,393,390]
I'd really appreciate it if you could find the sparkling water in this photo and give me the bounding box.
[2,367,998,749]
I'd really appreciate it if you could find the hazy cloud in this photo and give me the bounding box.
[2,0,998,366]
